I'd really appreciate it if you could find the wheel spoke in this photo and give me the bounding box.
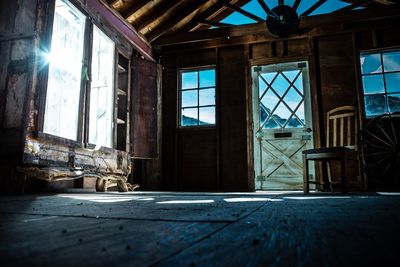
[364,151,393,157]
[390,118,398,145]
[365,129,393,148]
[380,127,396,146]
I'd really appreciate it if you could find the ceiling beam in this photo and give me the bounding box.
[222,0,264,22]
[146,0,210,43]
[301,0,327,16]
[154,5,400,47]
[121,0,149,19]
[293,0,301,10]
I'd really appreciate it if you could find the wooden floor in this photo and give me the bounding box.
[1,191,399,266]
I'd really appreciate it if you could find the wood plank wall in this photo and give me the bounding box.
[160,14,400,192]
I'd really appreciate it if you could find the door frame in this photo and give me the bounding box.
[250,59,316,190]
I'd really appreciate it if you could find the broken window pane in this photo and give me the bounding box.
[360,53,382,74]
[388,94,400,113]
[88,26,115,148]
[43,0,86,140]
[364,94,387,117]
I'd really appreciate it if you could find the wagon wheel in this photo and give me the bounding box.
[361,112,400,190]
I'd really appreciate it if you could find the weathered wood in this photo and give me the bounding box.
[131,57,158,158]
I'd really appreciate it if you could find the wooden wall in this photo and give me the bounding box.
[159,8,400,191]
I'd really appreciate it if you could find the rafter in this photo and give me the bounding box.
[197,19,233,27]
[121,0,149,19]
[106,0,119,6]
[257,0,272,14]
[131,1,178,32]
[293,0,301,10]
[301,0,327,16]
[222,0,264,22]
[146,0,210,42]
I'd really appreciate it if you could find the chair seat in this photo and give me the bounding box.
[302,146,354,155]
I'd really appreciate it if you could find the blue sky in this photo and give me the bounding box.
[221,0,352,25]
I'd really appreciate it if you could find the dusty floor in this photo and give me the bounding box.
[0,191,399,266]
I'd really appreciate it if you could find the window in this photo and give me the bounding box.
[89,26,115,148]
[179,68,216,127]
[360,50,400,117]
[43,0,86,140]
[43,0,117,148]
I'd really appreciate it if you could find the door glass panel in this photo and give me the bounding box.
[259,76,267,97]
[43,0,86,141]
[89,26,114,148]
[284,89,302,111]
[260,69,305,129]
[271,73,290,97]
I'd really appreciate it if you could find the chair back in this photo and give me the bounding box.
[326,106,357,150]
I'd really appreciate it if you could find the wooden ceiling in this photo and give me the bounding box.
[104,0,398,44]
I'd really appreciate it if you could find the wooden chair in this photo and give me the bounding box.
[302,106,358,193]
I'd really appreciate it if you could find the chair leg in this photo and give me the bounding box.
[303,154,309,194]
[341,157,348,193]
[327,161,333,192]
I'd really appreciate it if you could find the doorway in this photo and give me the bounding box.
[252,61,314,190]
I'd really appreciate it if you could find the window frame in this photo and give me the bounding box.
[178,66,217,128]
[359,48,400,118]
[37,0,119,150]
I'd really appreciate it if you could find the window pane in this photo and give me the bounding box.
[182,71,198,89]
[199,107,215,125]
[199,88,215,106]
[362,74,385,94]
[182,90,198,107]
[388,94,400,113]
[385,72,400,93]
[199,69,215,88]
[43,0,86,140]
[383,51,400,72]
[360,53,382,74]
[89,26,114,148]
[181,108,198,126]
[364,94,387,117]
[271,73,290,97]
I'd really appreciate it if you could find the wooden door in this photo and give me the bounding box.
[252,61,314,190]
